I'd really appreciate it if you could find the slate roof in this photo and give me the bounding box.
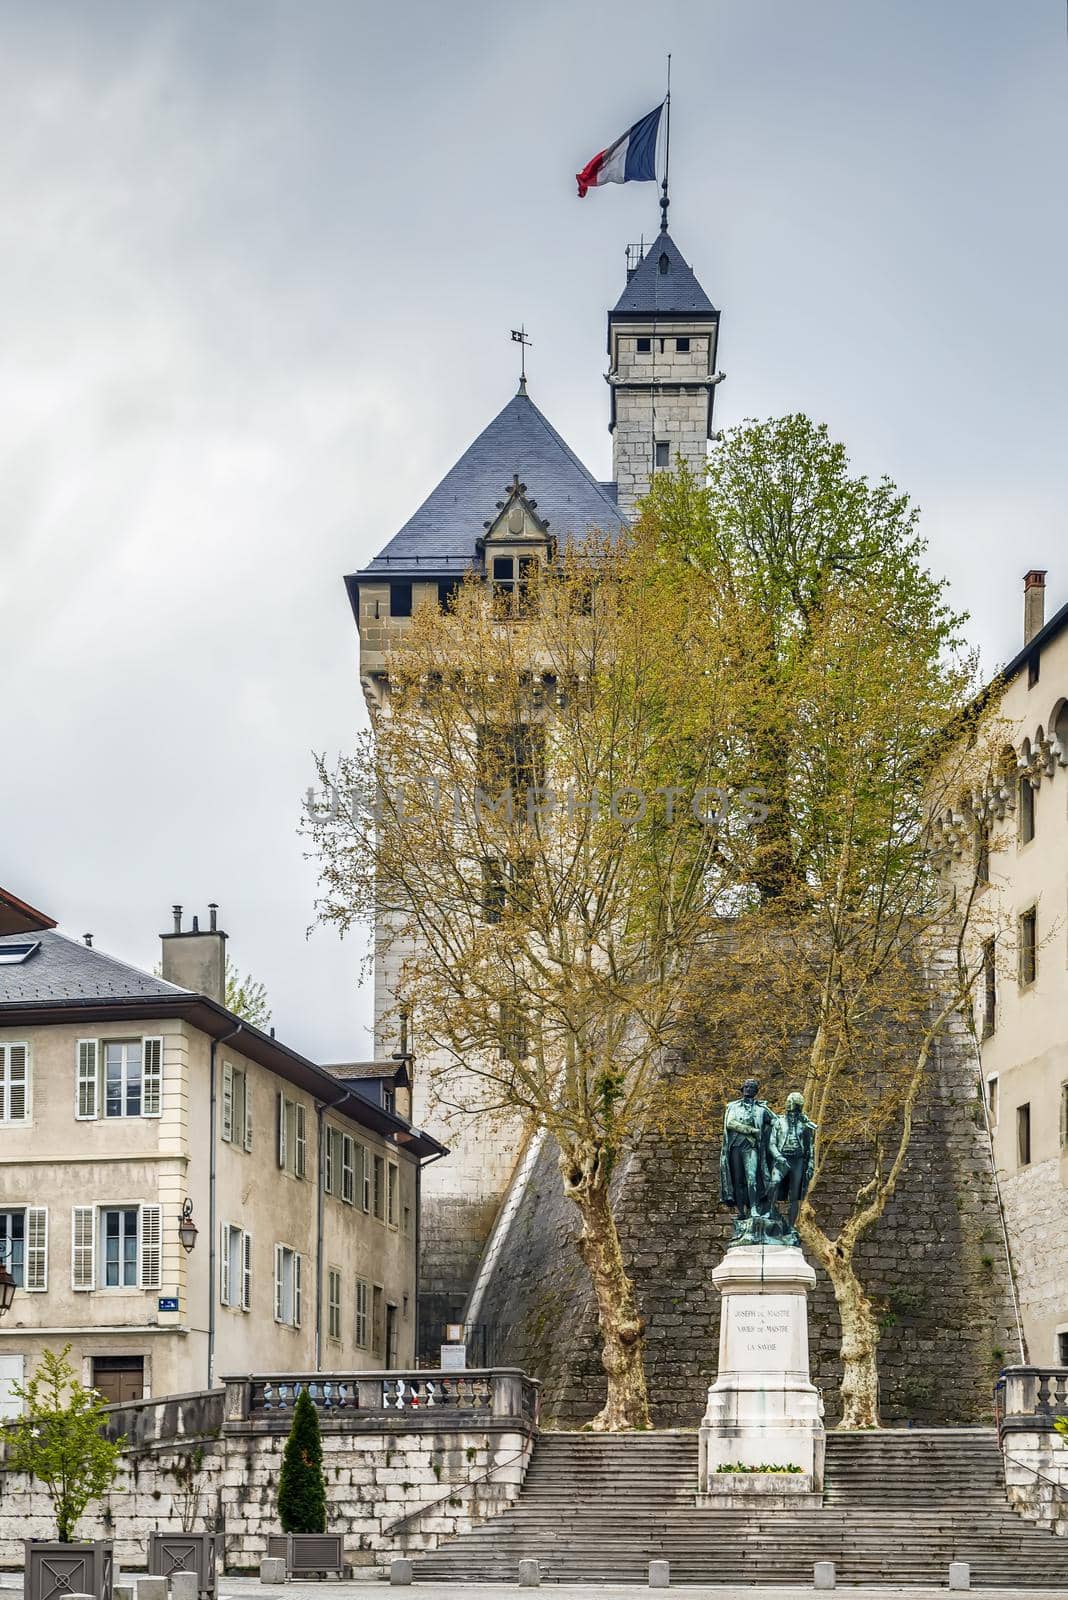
[323,1061,405,1082]
[354,390,626,579]
[611,231,718,318]
[0,929,188,1005]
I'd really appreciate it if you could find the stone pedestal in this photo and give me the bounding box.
[697,1245,825,1508]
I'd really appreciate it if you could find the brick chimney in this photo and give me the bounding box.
[160,902,227,1003]
[1024,569,1047,645]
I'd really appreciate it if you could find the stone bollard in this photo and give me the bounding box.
[137,1580,168,1600]
[948,1563,970,1591]
[648,1560,670,1588]
[814,1561,836,1590]
[259,1557,287,1585]
[390,1559,413,1586]
[518,1558,541,1587]
[170,1573,199,1600]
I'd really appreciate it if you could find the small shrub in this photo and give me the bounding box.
[4,1345,124,1541]
[277,1390,326,1534]
[715,1462,803,1474]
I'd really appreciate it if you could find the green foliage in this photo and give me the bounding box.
[225,959,272,1029]
[5,1345,124,1541]
[715,1462,803,1474]
[1054,1417,1067,1442]
[277,1390,326,1535]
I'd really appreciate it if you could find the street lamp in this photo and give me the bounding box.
[178,1199,199,1254]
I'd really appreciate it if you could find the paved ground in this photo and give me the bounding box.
[5,1576,1068,1598]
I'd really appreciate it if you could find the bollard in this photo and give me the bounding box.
[814,1561,836,1590]
[390,1559,413,1586]
[170,1573,199,1600]
[948,1563,970,1591]
[259,1557,287,1585]
[518,1558,541,1587]
[648,1560,670,1588]
[137,1581,168,1600]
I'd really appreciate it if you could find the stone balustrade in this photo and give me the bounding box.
[223,1367,538,1432]
[997,1365,1068,1535]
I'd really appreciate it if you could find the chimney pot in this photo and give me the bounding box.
[208,903,218,932]
[83,933,93,948]
[1023,569,1047,646]
[191,914,200,933]
[172,905,182,934]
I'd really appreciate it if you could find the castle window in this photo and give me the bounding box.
[1018,777,1035,844]
[655,441,669,470]
[1019,906,1037,988]
[676,337,690,353]
[390,581,412,618]
[1016,1102,1031,1167]
[636,337,651,353]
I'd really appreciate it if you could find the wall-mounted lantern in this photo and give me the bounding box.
[178,1199,199,1254]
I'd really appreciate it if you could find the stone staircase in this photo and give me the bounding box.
[412,1428,1068,1585]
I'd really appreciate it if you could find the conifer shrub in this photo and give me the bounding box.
[277,1389,327,1533]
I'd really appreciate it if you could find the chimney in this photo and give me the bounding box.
[160,902,227,1003]
[1024,569,1047,645]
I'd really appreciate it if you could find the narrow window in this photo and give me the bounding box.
[373,1155,385,1221]
[354,1278,370,1348]
[104,1042,142,1118]
[0,1044,29,1123]
[675,336,690,353]
[438,578,459,612]
[273,1244,301,1327]
[635,337,651,353]
[101,1207,140,1288]
[387,1163,399,1227]
[1019,777,1035,844]
[976,822,990,885]
[1058,1330,1068,1365]
[1019,907,1037,987]
[1017,1102,1032,1167]
[654,440,669,470]
[372,1284,385,1358]
[389,581,412,619]
[982,939,997,1038]
[341,1135,355,1205]
[1028,652,1040,688]
[328,1268,342,1343]
[986,1076,998,1125]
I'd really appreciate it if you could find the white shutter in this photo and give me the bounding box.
[274,1244,284,1321]
[3,1045,28,1122]
[71,1206,96,1289]
[139,1204,162,1289]
[221,1062,234,1143]
[76,1041,98,1120]
[294,1252,302,1328]
[295,1104,307,1178]
[142,1037,163,1117]
[241,1230,251,1310]
[342,1136,354,1205]
[243,1079,253,1152]
[25,1207,47,1291]
[220,1224,231,1307]
[277,1093,286,1169]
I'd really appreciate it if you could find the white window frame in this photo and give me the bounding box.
[273,1243,302,1327]
[0,1043,30,1124]
[354,1277,370,1349]
[277,1095,307,1178]
[72,1203,161,1290]
[221,1223,252,1311]
[75,1037,162,1120]
[341,1135,355,1206]
[222,1062,253,1150]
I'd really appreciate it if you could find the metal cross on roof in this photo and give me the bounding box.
[510,325,532,390]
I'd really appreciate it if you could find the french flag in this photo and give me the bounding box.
[576,103,664,198]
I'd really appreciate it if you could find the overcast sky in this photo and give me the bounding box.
[4,0,1067,1063]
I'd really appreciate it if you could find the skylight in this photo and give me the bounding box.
[0,940,41,965]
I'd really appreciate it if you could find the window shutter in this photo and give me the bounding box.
[241,1230,251,1310]
[342,1136,354,1205]
[295,1104,307,1178]
[4,1044,28,1122]
[359,1144,370,1211]
[139,1204,162,1289]
[274,1244,283,1321]
[294,1252,302,1328]
[221,1062,234,1143]
[243,1080,253,1152]
[277,1093,286,1169]
[71,1205,96,1289]
[220,1224,231,1307]
[324,1128,334,1195]
[25,1207,47,1290]
[76,1041,98,1120]
[143,1037,163,1117]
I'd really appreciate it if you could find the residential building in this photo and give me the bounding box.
[0,902,445,1408]
[343,229,721,1355]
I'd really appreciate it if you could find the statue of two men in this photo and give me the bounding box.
[719,1079,816,1247]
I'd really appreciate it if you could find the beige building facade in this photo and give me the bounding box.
[0,906,444,1408]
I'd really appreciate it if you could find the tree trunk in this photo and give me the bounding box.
[815,1237,881,1429]
[560,1141,651,1431]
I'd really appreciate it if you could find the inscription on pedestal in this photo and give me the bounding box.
[724,1294,797,1369]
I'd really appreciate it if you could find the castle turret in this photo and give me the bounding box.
[607,233,721,518]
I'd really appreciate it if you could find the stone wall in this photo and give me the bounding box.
[1002,1428,1068,1536]
[475,1009,1019,1426]
[0,1411,534,1571]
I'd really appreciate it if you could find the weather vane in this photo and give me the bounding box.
[511,325,532,389]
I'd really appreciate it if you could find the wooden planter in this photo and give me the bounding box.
[24,1540,114,1600]
[266,1533,345,1578]
[147,1531,223,1596]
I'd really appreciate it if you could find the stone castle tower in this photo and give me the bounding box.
[345,230,721,1357]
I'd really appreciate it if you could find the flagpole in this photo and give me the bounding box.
[660,53,671,234]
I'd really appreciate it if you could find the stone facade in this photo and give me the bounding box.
[474,1010,1019,1427]
[609,325,716,519]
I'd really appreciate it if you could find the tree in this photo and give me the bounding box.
[5,1345,124,1541]
[309,536,753,1429]
[644,420,1010,1427]
[277,1388,326,1533]
[225,959,271,1029]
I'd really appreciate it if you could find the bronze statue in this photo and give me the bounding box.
[719,1081,817,1248]
[770,1090,817,1245]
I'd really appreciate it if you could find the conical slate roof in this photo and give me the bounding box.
[357,390,626,577]
[611,232,717,317]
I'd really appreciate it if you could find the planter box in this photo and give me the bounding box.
[266,1534,345,1578]
[147,1532,223,1596]
[25,1540,114,1600]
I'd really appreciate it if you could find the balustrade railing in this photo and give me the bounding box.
[223,1368,538,1429]
[999,1366,1068,1435]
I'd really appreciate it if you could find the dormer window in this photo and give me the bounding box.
[658,252,669,274]
[492,555,539,616]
